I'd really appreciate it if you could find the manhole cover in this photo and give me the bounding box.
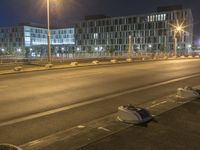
[0,144,22,150]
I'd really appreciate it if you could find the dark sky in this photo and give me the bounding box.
[0,0,200,38]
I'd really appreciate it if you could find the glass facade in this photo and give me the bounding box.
[0,25,75,50]
[75,8,193,53]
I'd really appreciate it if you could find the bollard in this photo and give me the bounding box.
[117,104,152,124]
[163,56,168,60]
[126,58,133,62]
[13,66,23,71]
[110,59,118,64]
[176,86,200,99]
[45,64,53,69]
[70,62,79,66]
[0,144,22,150]
[92,60,100,65]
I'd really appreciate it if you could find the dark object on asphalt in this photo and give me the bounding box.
[176,86,200,99]
[0,144,22,150]
[117,104,152,124]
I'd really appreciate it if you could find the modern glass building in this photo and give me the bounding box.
[75,5,193,53]
[0,23,75,55]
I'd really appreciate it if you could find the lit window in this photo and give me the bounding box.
[152,15,155,22]
[164,14,166,20]
[155,15,158,21]
[161,14,164,21]
[150,16,153,22]
[94,33,98,39]
[158,15,161,21]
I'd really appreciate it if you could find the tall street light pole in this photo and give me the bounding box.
[128,35,132,59]
[173,31,177,57]
[173,26,182,57]
[47,0,51,63]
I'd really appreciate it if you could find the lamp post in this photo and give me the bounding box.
[173,31,177,57]
[173,26,183,57]
[128,35,132,59]
[47,0,51,63]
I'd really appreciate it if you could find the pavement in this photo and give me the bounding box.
[80,99,200,150]
[0,59,200,149]
[19,89,196,150]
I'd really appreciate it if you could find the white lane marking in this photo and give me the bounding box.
[0,73,200,128]
[148,100,168,108]
[98,127,111,132]
[26,140,41,146]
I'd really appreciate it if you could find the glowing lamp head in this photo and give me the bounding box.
[176,26,182,32]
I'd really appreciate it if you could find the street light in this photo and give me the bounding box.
[17,48,21,52]
[128,35,132,59]
[169,21,186,57]
[148,44,152,51]
[47,0,51,63]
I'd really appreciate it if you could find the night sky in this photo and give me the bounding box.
[0,0,200,39]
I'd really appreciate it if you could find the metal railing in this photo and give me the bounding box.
[0,51,199,65]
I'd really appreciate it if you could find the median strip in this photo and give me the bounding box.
[19,91,194,150]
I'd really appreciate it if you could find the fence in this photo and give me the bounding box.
[0,51,199,64]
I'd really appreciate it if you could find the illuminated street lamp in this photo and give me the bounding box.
[95,47,98,51]
[17,48,21,52]
[173,26,183,57]
[77,48,80,51]
[170,21,186,57]
[188,44,192,49]
[47,0,51,63]
[148,44,152,51]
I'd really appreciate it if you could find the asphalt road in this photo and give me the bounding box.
[0,59,200,148]
[80,100,200,150]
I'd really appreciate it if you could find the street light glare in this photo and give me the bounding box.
[176,26,182,31]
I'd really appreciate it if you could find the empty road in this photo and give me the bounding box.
[0,59,200,148]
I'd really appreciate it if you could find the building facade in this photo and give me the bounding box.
[75,6,193,53]
[0,23,75,55]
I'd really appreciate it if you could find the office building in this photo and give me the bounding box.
[75,5,193,53]
[0,23,75,55]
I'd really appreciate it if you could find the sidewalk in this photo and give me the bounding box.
[20,90,198,150]
[80,99,200,150]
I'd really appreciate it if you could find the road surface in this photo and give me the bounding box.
[0,59,200,148]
